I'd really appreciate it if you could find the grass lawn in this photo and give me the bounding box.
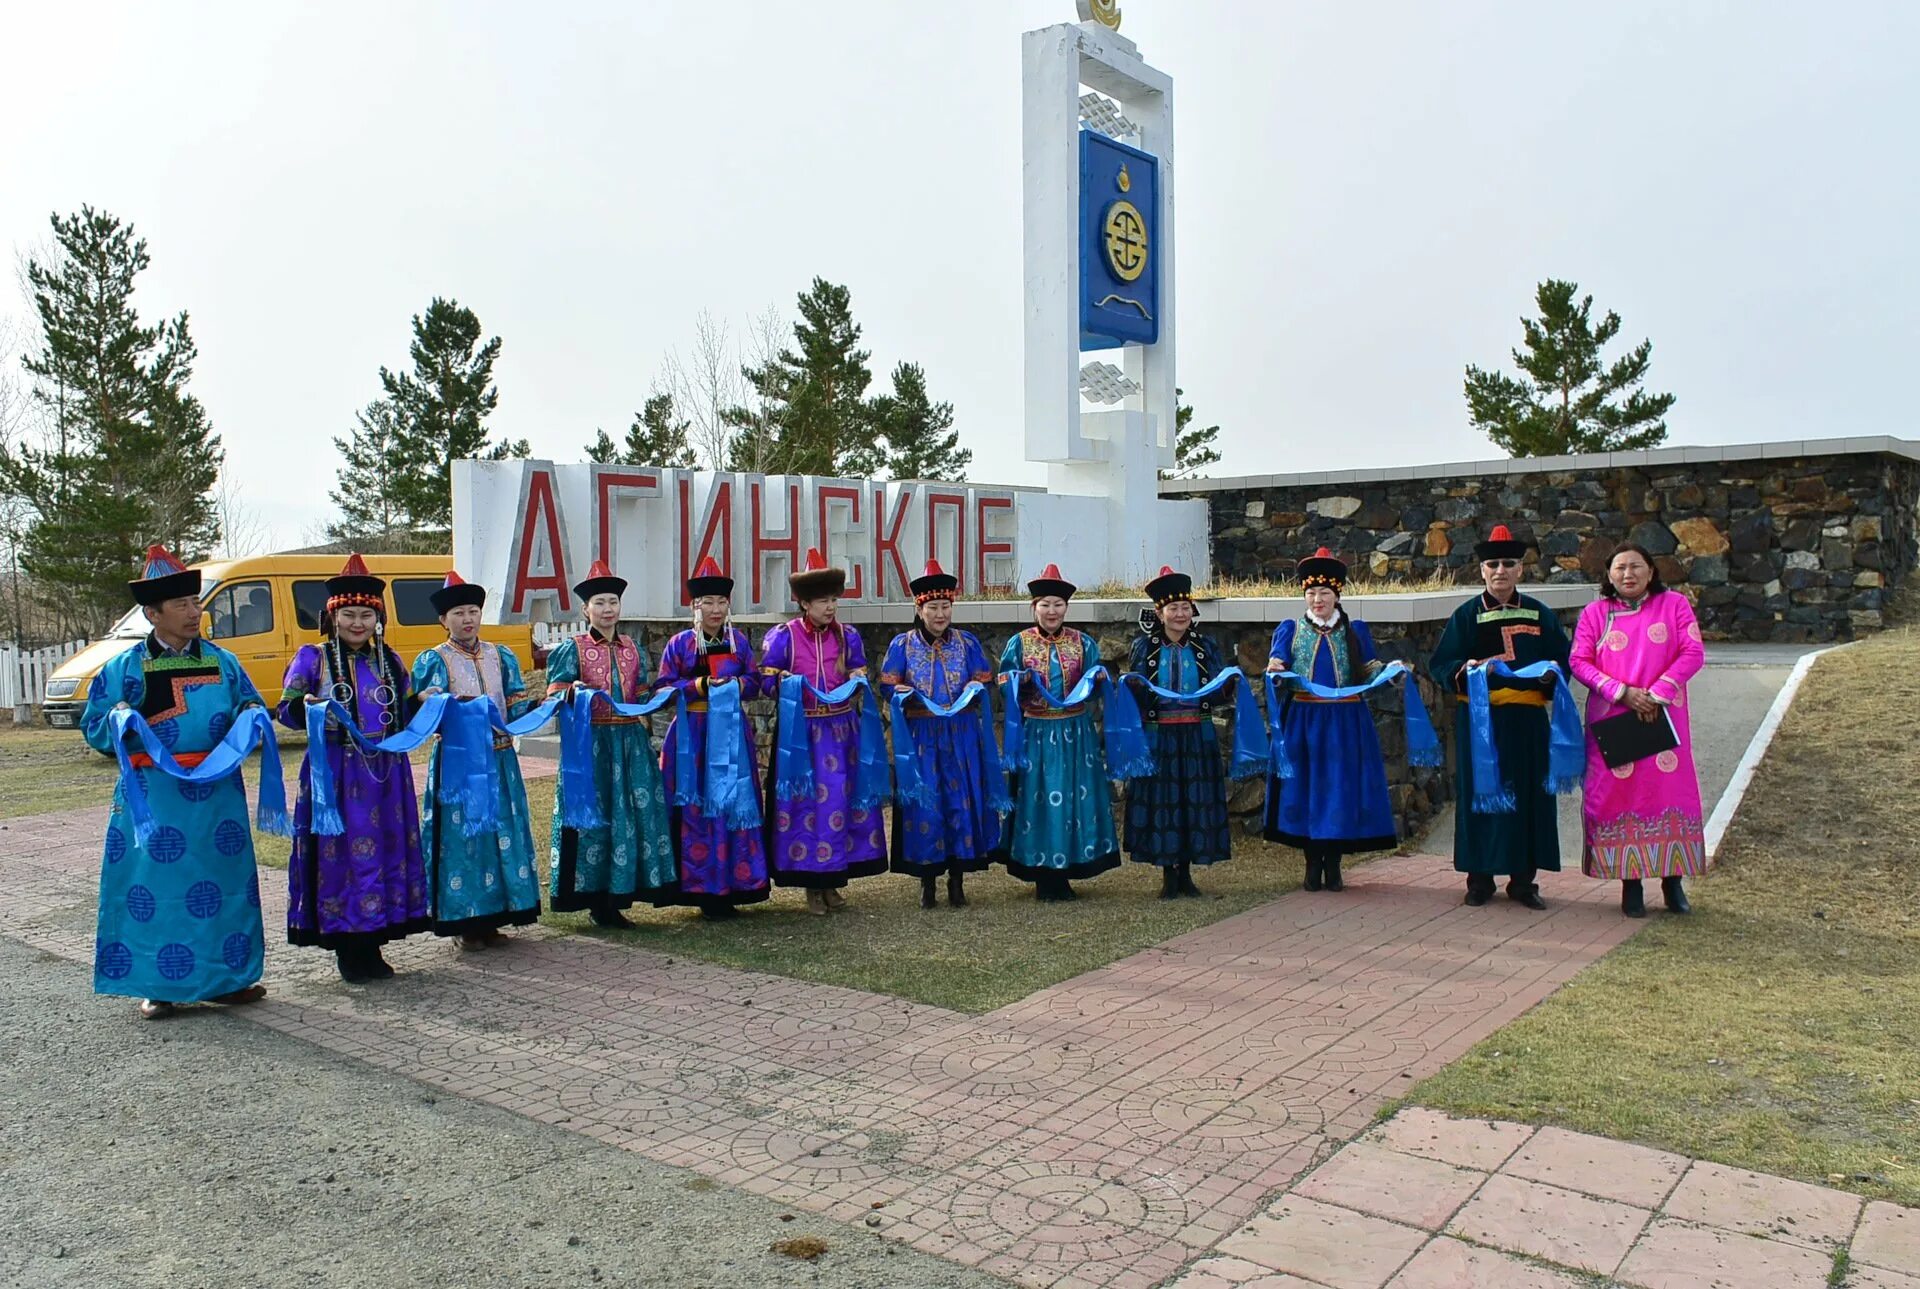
[1411,628,1920,1207]
[522,771,1317,1014]
[0,723,125,818]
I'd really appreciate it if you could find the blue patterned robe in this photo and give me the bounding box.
[995,627,1120,882]
[412,641,542,935]
[879,626,1003,876]
[544,629,675,911]
[1265,616,1397,853]
[83,638,267,1002]
[1125,629,1233,866]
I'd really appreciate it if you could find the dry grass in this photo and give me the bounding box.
[0,723,121,818]
[522,770,1342,1014]
[1412,629,1920,1206]
[967,572,1476,602]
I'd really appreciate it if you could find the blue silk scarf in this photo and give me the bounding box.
[887,681,1012,813]
[1263,661,1443,781]
[772,675,891,811]
[1121,666,1273,779]
[998,666,1154,782]
[1463,660,1585,813]
[107,706,292,846]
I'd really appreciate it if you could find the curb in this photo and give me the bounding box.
[1702,643,1846,860]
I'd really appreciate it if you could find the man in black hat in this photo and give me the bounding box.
[1429,526,1571,909]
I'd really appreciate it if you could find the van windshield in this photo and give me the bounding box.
[104,579,224,638]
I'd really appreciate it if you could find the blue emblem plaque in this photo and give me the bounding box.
[1079,130,1160,349]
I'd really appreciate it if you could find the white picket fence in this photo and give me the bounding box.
[1,639,89,710]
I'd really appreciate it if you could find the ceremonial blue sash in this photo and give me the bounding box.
[772,675,891,811]
[998,666,1154,782]
[546,685,679,831]
[1264,662,1443,781]
[107,706,291,847]
[655,681,762,832]
[303,693,459,836]
[887,682,1012,813]
[1121,666,1273,779]
[1463,660,1585,813]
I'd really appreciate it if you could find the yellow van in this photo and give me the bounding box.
[39,554,540,731]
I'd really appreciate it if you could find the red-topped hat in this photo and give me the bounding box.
[129,542,202,606]
[573,557,627,602]
[1474,524,1527,561]
[1297,546,1348,592]
[911,558,960,604]
[788,546,846,601]
[685,554,734,600]
[430,568,486,614]
[1026,562,1076,601]
[325,550,386,610]
[1145,564,1194,607]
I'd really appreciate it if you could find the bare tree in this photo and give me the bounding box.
[209,464,269,558]
[660,309,745,470]
[725,303,787,475]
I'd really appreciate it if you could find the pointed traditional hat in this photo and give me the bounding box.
[1026,563,1075,601]
[325,552,386,612]
[1144,564,1193,607]
[573,558,627,601]
[430,568,487,614]
[685,555,733,600]
[1474,524,1527,562]
[1296,547,1347,592]
[911,558,959,604]
[128,543,201,607]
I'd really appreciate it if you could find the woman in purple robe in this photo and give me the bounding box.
[650,557,771,918]
[277,553,430,982]
[759,549,887,916]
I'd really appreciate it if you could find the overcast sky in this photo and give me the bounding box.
[3,1,1914,550]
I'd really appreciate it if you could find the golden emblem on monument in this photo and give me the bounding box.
[1103,199,1148,283]
[1076,0,1122,32]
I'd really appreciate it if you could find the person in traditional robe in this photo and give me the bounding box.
[1124,565,1233,898]
[649,557,771,919]
[880,560,1002,910]
[996,564,1120,901]
[1428,525,1572,909]
[410,571,542,948]
[83,545,271,1020]
[543,560,675,928]
[278,553,431,980]
[760,548,888,915]
[1569,544,1709,917]
[1264,549,1397,892]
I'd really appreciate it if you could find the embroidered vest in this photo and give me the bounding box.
[436,640,506,710]
[574,632,642,698]
[1290,619,1353,687]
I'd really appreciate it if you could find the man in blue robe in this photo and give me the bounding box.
[82,545,270,1020]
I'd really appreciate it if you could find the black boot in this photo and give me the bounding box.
[700,902,738,921]
[1057,879,1078,901]
[1160,866,1181,900]
[921,875,939,910]
[1177,861,1201,898]
[365,945,397,978]
[1464,874,1493,906]
[590,906,634,929]
[1303,851,1324,893]
[1661,876,1691,914]
[1622,879,1646,918]
[947,871,968,908]
[1508,883,1548,911]
[1034,874,1055,902]
[336,947,370,984]
[1323,854,1344,893]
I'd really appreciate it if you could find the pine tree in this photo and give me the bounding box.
[1160,387,1222,481]
[866,362,968,481]
[727,278,872,475]
[1465,279,1676,456]
[0,206,223,629]
[329,398,414,545]
[379,298,526,531]
[583,428,621,463]
[624,392,697,468]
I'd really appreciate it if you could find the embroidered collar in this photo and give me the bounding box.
[587,626,620,644]
[699,629,731,649]
[1034,624,1068,641]
[1481,590,1519,610]
[1304,610,1342,631]
[915,623,953,647]
[146,634,199,659]
[445,636,486,657]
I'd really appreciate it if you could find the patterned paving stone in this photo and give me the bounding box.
[1216,1195,1428,1289]
[1364,1106,1535,1172]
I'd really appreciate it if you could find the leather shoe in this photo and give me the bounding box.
[1661,876,1691,914]
[1463,887,1492,907]
[1303,856,1323,892]
[1323,857,1344,892]
[1622,879,1646,918]
[1509,885,1547,911]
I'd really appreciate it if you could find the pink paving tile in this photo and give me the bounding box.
[1385,1235,1590,1288]
[1857,1202,1920,1276]
[1614,1217,1835,1289]
[1661,1159,1862,1249]
[1216,1195,1428,1289]
[1501,1125,1690,1207]
[1367,1107,1535,1172]
[1445,1174,1651,1276]
[1167,1256,1328,1288]
[1846,1266,1920,1289]
[1293,1141,1488,1230]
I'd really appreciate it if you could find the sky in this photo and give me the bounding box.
[2,1,1914,551]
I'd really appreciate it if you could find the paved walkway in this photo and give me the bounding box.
[1175,1107,1920,1288]
[0,641,1871,1288]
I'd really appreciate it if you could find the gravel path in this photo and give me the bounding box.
[0,934,999,1289]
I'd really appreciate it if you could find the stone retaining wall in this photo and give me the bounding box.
[1171,439,1920,643]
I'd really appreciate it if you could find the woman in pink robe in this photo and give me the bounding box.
[1569,544,1708,918]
